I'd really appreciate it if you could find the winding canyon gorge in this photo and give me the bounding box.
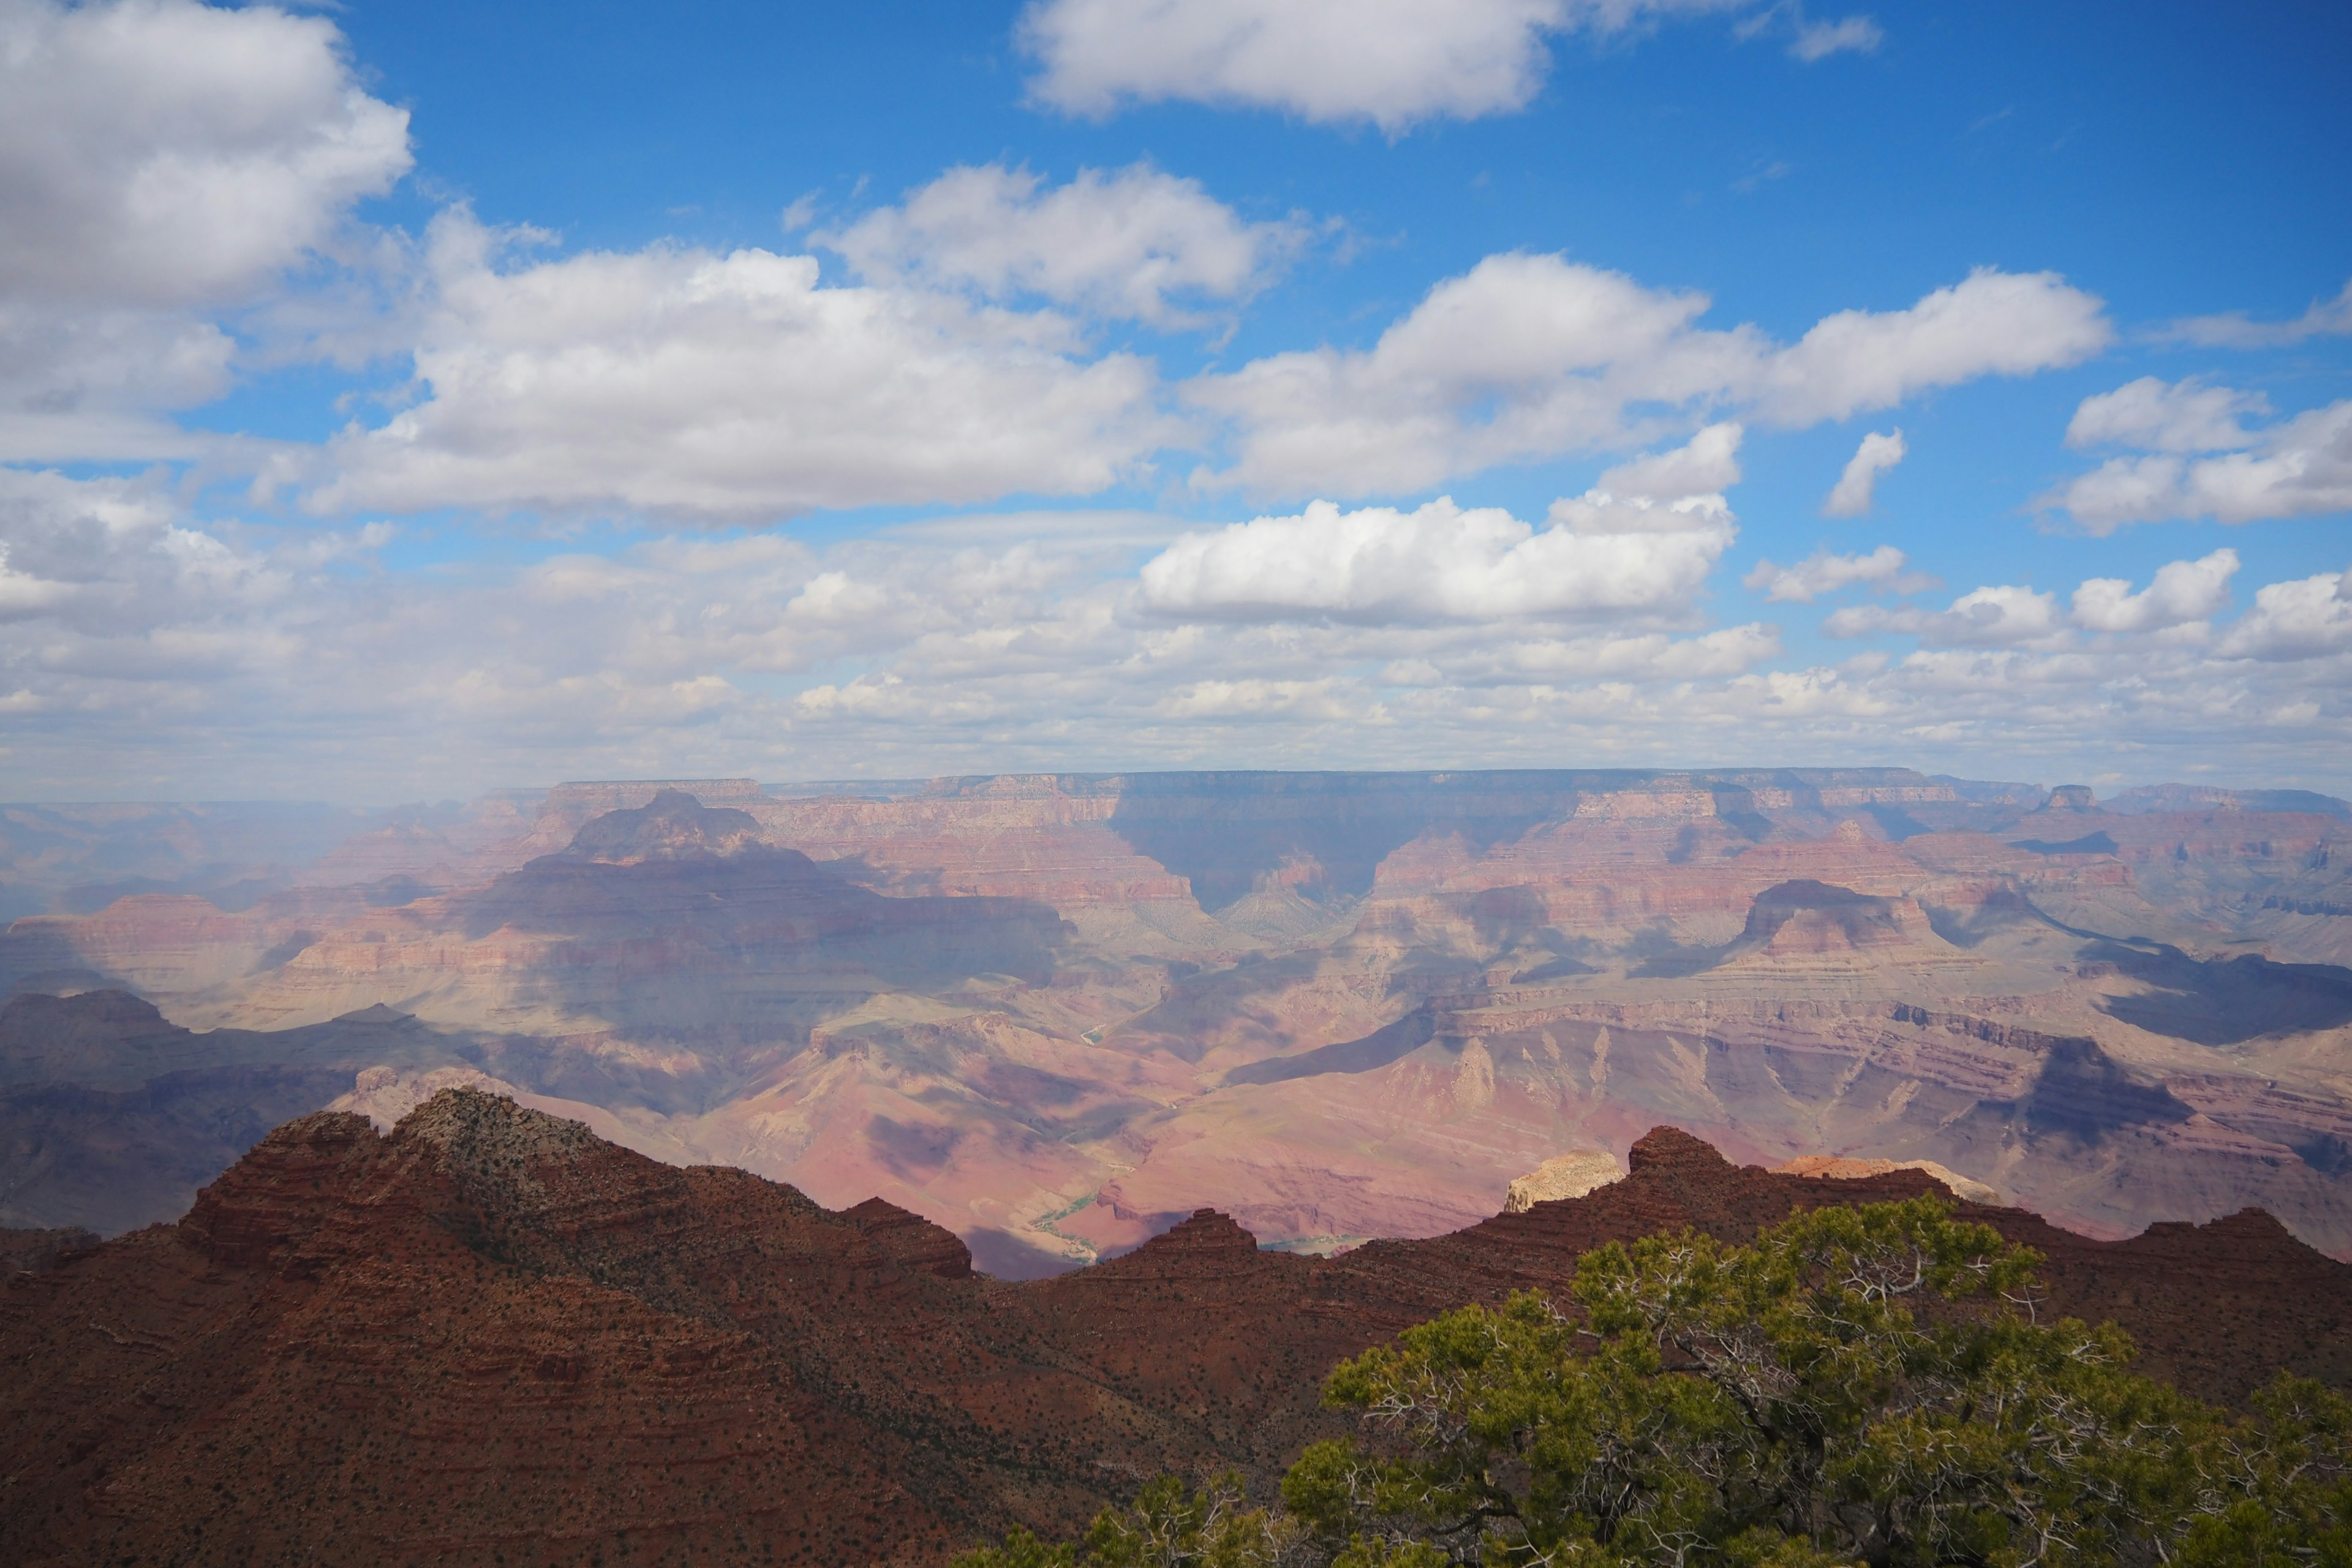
[4,768,2350,1273]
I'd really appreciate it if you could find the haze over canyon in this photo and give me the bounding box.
[4,766,2348,1276]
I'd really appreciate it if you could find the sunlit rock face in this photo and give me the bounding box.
[3,768,2350,1270]
[1503,1148,1623,1211]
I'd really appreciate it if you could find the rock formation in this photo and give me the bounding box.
[1503,1148,1624,1211]
[2,769,2348,1272]
[1777,1153,2000,1204]
[1,1095,2345,1567]
[0,1224,94,1274]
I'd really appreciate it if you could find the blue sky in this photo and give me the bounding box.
[1,0,2348,801]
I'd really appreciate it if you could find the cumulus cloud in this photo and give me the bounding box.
[299,214,1177,521]
[1137,492,1735,624]
[1139,424,1741,624]
[1743,544,1906,603]
[2217,567,2352,661]
[2047,397,2352,532]
[2065,377,2264,453]
[1750,268,2109,426]
[1822,428,1905,516]
[1017,0,1752,132]
[1825,583,2065,648]
[0,0,410,309]
[815,162,1308,328]
[0,0,411,461]
[1186,257,2105,497]
[2161,279,2352,350]
[2071,549,2237,633]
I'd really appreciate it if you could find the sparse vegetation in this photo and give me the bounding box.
[957,1197,2352,1568]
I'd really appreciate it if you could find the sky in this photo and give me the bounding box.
[1,0,2348,804]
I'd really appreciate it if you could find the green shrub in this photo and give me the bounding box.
[961,1198,2352,1568]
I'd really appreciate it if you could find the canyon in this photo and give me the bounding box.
[2,1092,2346,1567]
[2,769,2350,1272]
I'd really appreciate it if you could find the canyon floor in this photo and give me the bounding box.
[4,768,2350,1268]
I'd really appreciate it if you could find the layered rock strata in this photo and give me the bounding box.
[3,772,2348,1273]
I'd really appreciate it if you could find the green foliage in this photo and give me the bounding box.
[960,1197,2351,1568]
[1297,1196,2349,1566]
[955,1525,1077,1568]
[956,1472,1305,1568]
[2173,1378,2352,1568]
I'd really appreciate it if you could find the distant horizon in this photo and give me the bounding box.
[6,763,2348,814]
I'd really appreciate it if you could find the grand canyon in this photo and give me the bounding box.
[4,768,2349,1274]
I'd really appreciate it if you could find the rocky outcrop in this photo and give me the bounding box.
[1503,1149,1624,1212]
[565,788,767,862]
[2,1101,2346,1568]
[0,1224,96,1274]
[1777,1154,1999,1204]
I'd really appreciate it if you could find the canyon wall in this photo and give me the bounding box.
[2,770,2348,1270]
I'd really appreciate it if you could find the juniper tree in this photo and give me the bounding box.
[957,1196,2352,1568]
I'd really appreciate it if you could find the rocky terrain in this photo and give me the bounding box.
[2,1092,2346,1567]
[2,770,2349,1271]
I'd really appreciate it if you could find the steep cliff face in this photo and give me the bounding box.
[2,1096,2346,1568]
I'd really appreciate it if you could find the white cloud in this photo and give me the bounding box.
[0,0,411,309]
[1593,420,1744,500]
[1137,423,1743,626]
[2217,567,2352,661]
[1185,257,2105,497]
[1137,489,1736,625]
[1789,14,1882,60]
[7,469,2346,801]
[2162,279,2352,350]
[1822,428,1905,516]
[2065,377,2265,453]
[815,162,1307,329]
[1157,677,1355,721]
[0,310,238,461]
[2071,549,2237,633]
[1825,583,2065,648]
[0,467,290,639]
[1743,544,1905,603]
[2047,398,2352,532]
[0,0,410,463]
[1017,0,1749,132]
[1750,268,2109,426]
[1464,623,1781,680]
[300,215,1177,522]
[1183,255,1744,496]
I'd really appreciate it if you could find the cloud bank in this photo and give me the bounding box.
[299,217,1176,521]
[1187,258,2106,499]
[2050,383,2352,532]
[3,467,2345,798]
